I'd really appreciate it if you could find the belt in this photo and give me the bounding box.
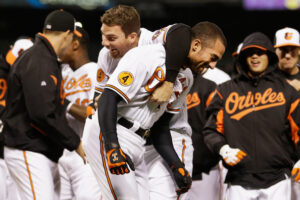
[117,117,151,139]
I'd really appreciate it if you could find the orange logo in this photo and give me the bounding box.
[187,92,201,109]
[285,32,293,40]
[97,69,105,82]
[64,74,92,97]
[225,88,286,120]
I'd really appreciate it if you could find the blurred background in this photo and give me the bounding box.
[1,0,300,75]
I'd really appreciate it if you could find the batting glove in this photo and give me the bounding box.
[171,163,192,195]
[219,144,247,167]
[106,148,135,175]
[292,160,300,182]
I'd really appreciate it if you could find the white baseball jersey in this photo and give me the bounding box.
[62,62,97,137]
[95,26,174,95]
[203,67,231,85]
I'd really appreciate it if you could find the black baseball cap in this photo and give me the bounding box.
[44,10,82,37]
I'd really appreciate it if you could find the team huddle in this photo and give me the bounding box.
[0,4,300,200]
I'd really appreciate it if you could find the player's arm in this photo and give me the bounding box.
[203,88,246,167]
[98,88,134,175]
[150,24,191,103]
[150,112,192,195]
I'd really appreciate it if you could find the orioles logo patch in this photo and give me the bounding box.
[97,69,105,82]
[118,72,133,86]
[285,32,293,40]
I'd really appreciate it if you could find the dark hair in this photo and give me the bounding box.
[101,5,140,37]
[191,21,227,48]
[73,27,89,49]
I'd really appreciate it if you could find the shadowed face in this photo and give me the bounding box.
[245,48,269,75]
[276,46,300,74]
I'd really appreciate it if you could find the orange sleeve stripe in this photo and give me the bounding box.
[216,108,224,135]
[23,151,36,200]
[288,99,300,145]
[206,91,216,107]
[50,75,57,86]
[99,132,117,200]
[95,88,104,93]
[106,84,130,103]
[216,89,223,100]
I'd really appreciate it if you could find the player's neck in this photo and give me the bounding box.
[70,54,90,71]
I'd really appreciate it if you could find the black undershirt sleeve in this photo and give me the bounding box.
[98,88,123,150]
[165,23,192,83]
[150,112,183,167]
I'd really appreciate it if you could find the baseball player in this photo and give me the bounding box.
[188,66,230,200]
[273,27,300,200]
[0,37,32,200]
[203,32,300,200]
[2,10,85,200]
[58,25,102,200]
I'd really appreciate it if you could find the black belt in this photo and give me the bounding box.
[117,117,150,139]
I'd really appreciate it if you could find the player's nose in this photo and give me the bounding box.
[101,37,109,47]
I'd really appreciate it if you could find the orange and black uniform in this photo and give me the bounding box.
[187,74,217,180]
[203,32,300,189]
[0,53,9,159]
[2,33,80,162]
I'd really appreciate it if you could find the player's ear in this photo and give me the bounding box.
[127,32,138,43]
[191,39,202,53]
[72,40,80,51]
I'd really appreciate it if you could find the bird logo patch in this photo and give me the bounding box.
[118,72,133,86]
[285,32,293,40]
[97,69,105,82]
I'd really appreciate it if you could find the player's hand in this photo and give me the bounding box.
[171,163,192,195]
[86,104,96,119]
[106,148,135,175]
[292,160,300,182]
[219,144,247,166]
[287,79,300,91]
[76,141,86,164]
[150,81,174,103]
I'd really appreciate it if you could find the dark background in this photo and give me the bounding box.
[1,0,300,75]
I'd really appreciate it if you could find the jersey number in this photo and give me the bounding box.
[145,67,165,92]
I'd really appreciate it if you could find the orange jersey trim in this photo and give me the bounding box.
[216,108,224,135]
[206,91,216,107]
[288,99,300,146]
[106,84,130,103]
[181,139,186,163]
[50,75,57,86]
[100,132,117,200]
[23,151,36,200]
[95,88,104,93]
[216,89,223,100]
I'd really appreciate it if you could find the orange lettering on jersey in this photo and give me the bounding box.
[145,67,165,92]
[64,74,92,97]
[97,69,105,82]
[0,79,7,100]
[187,92,201,110]
[225,88,286,120]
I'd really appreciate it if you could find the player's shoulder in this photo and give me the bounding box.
[126,43,165,58]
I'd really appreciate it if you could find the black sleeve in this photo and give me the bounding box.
[98,88,123,150]
[150,112,182,167]
[165,23,192,83]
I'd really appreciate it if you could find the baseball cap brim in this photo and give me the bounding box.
[241,45,267,52]
[274,43,300,48]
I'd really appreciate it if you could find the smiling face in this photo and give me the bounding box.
[245,48,269,75]
[101,24,137,58]
[186,38,225,74]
